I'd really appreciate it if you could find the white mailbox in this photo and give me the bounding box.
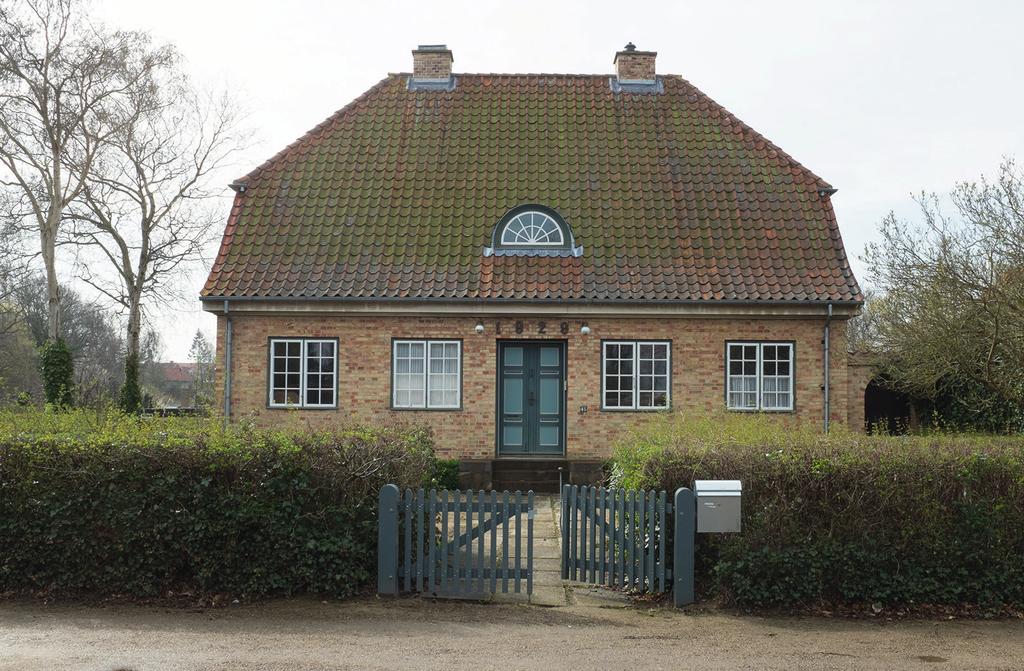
[694,480,742,533]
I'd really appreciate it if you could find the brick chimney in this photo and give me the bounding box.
[614,42,657,83]
[411,44,453,82]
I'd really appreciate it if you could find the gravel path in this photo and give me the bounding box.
[1,597,1021,670]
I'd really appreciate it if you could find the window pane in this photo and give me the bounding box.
[637,341,669,409]
[540,346,559,367]
[760,343,792,410]
[426,341,460,408]
[603,342,637,409]
[504,346,523,367]
[504,378,523,414]
[393,341,427,408]
[539,377,559,414]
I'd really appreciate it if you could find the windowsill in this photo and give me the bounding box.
[266,405,339,411]
[390,406,463,412]
[726,407,795,414]
[600,406,672,413]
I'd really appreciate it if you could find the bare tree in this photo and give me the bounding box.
[0,0,169,341]
[65,61,245,407]
[0,190,29,335]
[863,159,1024,413]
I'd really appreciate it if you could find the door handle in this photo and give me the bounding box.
[528,390,535,406]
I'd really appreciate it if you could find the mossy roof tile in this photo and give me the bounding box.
[203,73,861,303]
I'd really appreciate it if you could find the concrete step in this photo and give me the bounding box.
[491,459,568,493]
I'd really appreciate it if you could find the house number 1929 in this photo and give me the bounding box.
[494,321,570,335]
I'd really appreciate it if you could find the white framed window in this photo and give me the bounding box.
[268,338,337,408]
[726,342,793,411]
[392,340,461,409]
[602,341,670,410]
[499,211,565,246]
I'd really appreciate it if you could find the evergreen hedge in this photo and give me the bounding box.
[612,414,1024,610]
[0,410,434,600]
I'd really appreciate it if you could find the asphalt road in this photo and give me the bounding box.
[0,597,1022,670]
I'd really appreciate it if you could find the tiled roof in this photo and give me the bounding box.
[203,73,862,303]
[158,362,196,383]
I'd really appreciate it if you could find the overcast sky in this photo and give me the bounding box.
[92,0,1024,360]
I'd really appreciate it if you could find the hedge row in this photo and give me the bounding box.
[0,410,434,599]
[612,414,1024,609]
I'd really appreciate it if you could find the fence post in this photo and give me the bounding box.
[560,485,570,580]
[378,484,400,596]
[673,487,695,607]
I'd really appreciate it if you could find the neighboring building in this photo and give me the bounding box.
[202,44,863,487]
[152,362,198,407]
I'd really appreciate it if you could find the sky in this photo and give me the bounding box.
[90,0,1024,360]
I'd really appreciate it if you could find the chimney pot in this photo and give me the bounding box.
[614,43,656,83]
[412,44,453,83]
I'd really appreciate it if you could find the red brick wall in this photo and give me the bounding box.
[412,50,452,80]
[215,314,850,459]
[614,52,656,81]
[847,361,873,433]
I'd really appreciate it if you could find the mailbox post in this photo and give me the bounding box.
[673,480,742,609]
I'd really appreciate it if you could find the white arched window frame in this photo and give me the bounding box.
[499,211,566,247]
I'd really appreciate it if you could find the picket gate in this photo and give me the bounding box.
[560,484,673,593]
[377,485,534,598]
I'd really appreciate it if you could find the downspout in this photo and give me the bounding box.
[823,302,833,433]
[223,299,233,426]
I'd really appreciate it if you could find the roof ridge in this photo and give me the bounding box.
[232,74,396,186]
[667,74,832,190]
[393,71,614,78]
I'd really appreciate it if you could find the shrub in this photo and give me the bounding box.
[0,409,434,600]
[38,339,74,407]
[612,413,1024,609]
[428,458,460,490]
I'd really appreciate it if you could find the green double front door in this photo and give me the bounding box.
[497,341,566,456]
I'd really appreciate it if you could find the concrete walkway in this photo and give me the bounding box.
[524,495,568,606]
[491,494,630,608]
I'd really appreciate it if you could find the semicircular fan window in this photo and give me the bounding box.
[499,211,565,246]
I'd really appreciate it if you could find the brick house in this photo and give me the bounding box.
[202,44,864,488]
